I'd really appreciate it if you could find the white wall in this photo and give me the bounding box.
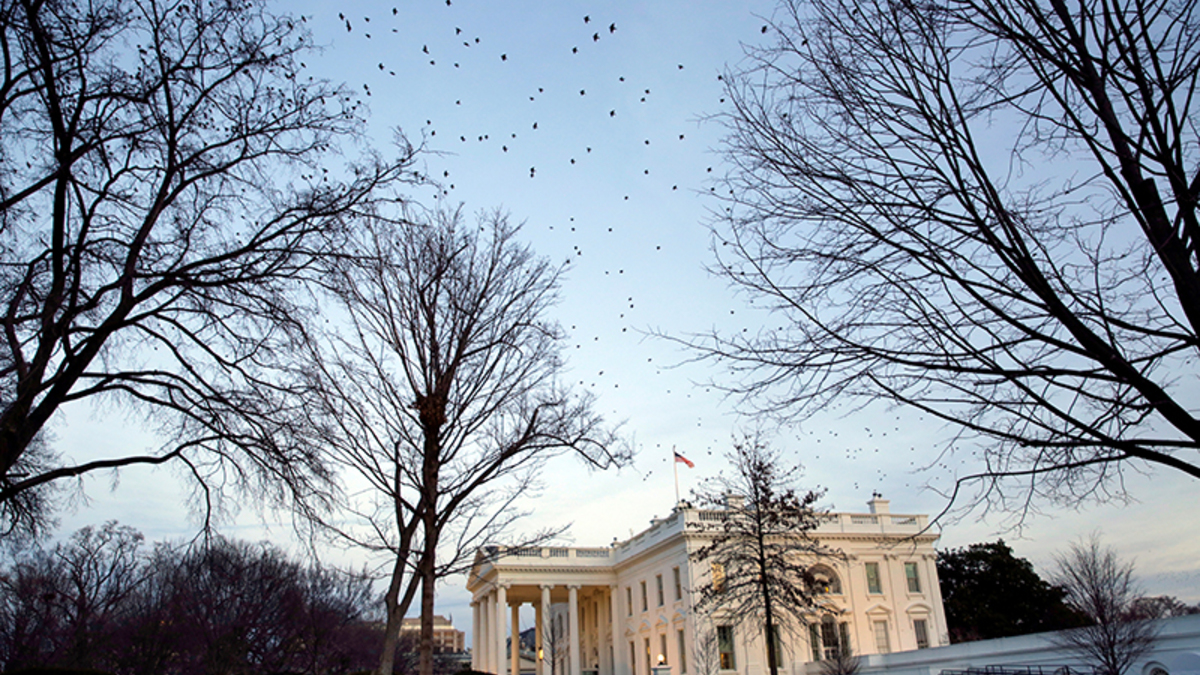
[807,615,1200,675]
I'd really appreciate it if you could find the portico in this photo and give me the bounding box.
[468,547,624,675]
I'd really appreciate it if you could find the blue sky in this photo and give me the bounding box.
[48,0,1200,641]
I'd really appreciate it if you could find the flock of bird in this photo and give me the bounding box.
[301,1,944,500]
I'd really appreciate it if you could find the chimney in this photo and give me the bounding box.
[868,493,890,514]
[724,493,746,510]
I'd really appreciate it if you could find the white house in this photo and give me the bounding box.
[466,496,948,675]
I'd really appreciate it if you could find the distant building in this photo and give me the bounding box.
[466,497,947,675]
[400,614,466,653]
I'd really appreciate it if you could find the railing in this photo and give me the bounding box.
[547,548,569,558]
[576,548,611,558]
[850,515,878,525]
[941,667,1099,675]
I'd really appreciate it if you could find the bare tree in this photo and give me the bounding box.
[690,626,722,675]
[0,0,416,538]
[300,207,630,675]
[689,0,1200,521]
[818,644,860,675]
[0,525,380,675]
[1050,536,1158,675]
[688,437,831,675]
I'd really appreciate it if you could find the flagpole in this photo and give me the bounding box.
[673,445,680,505]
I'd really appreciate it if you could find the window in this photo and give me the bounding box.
[811,616,848,660]
[904,562,921,593]
[873,620,890,653]
[673,566,682,601]
[711,562,726,593]
[811,565,842,594]
[631,642,637,675]
[641,580,648,611]
[645,637,652,675]
[865,562,882,594]
[717,625,736,670]
[660,633,668,666]
[627,587,633,616]
[677,628,687,674]
[656,574,665,606]
[913,619,929,649]
[770,624,785,668]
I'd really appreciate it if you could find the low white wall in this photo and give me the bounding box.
[804,615,1200,675]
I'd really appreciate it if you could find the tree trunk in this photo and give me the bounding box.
[418,418,443,675]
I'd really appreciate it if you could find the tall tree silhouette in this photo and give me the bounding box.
[302,207,630,675]
[0,0,417,537]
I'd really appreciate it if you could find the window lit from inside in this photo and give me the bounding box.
[717,625,736,670]
[711,562,726,593]
[904,562,921,593]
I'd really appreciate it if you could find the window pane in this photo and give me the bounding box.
[717,625,736,670]
[641,581,648,611]
[678,628,687,674]
[821,617,839,660]
[770,625,784,667]
[914,619,929,649]
[674,567,683,601]
[873,620,890,653]
[657,574,665,606]
[905,562,921,593]
[866,562,882,594]
[660,634,668,666]
[627,587,633,616]
[809,624,822,662]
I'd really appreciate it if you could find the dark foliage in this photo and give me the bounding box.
[938,540,1084,642]
[0,523,380,675]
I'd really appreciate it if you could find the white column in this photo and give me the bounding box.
[569,585,582,675]
[610,584,624,675]
[599,588,612,675]
[538,585,551,675]
[512,603,522,675]
[481,594,492,673]
[497,584,509,675]
[473,600,481,670]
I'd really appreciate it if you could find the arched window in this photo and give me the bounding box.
[810,565,842,594]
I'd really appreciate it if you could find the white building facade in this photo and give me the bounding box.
[466,497,949,675]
